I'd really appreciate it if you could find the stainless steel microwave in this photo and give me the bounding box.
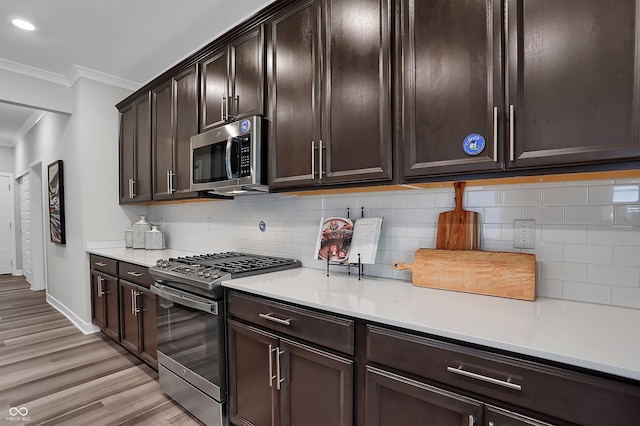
[190,116,266,196]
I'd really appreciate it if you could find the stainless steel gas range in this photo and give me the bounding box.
[149,252,301,426]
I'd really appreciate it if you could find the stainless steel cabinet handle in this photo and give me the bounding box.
[489,423,495,426]
[233,96,239,119]
[131,179,136,198]
[94,262,107,267]
[126,271,144,277]
[447,366,522,391]
[509,104,515,161]
[167,170,175,194]
[221,96,226,122]
[311,141,316,178]
[97,276,105,297]
[132,290,141,316]
[259,313,292,326]
[468,415,474,426]
[318,140,324,179]
[128,178,134,199]
[493,106,498,162]
[276,348,284,390]
[268,344,276,387]
[131,289,135,315]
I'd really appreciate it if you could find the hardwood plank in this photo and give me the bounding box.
[0,276,203,425]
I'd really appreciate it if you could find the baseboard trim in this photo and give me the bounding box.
[46,293,100,335]
[12,269,23,276]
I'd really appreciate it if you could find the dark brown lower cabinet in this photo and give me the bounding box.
[90,270,119,341]
[119,280,157,369]
[364,366,483,426]
[227,319,353,426]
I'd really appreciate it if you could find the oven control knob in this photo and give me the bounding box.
[197,270,204,277]
[203,271,211,278]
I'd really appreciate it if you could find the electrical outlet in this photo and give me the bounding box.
[514,219,535,249]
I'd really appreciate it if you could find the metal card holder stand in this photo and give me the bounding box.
[326,207,365,280]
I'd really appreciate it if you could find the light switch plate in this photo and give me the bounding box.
[514,219,535,249]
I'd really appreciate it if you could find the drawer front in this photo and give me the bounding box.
[118,261,154,287]
[227,291,354,355]
[366,325,640,426]
[90,255,117,276]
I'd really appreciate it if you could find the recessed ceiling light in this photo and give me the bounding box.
[12,19,35,31]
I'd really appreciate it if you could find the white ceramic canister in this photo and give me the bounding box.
[132,215,152,249]
[125,229,133,248]
[145,225,165,250]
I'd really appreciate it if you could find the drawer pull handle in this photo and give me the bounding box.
[94,262,108,267]
[446,366,522,391]
[259,313,292,326]
[127,271,144,277]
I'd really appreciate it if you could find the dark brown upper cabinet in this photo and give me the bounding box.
[119,93,152,204]
[401,0,503,178]
[506,0,640,169]
[268,0,392,190]
[151,65,200,201]
[200,26,265,131]
[403,0,640,180]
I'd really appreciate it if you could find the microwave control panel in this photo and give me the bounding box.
[237,135,251,177]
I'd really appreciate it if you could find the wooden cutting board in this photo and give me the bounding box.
[436,182,479,250]
[393,249,536,301]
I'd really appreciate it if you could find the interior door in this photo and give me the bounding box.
[0,175,12,274]
[19,174,32,284]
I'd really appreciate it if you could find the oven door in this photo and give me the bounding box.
[152,283,226,401]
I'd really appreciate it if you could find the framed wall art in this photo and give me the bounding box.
[48,160,66,244]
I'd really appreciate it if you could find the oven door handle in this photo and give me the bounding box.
[151,284,219,315]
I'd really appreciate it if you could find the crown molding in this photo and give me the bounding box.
[65,65,142,91]
[0,58,142,91]
[0,140,14,147]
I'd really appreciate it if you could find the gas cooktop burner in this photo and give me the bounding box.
[149,251,302,298]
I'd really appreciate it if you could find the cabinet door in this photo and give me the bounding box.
[230,26,265,121]
[321,0,392,185]
[507,0,640,168]
[90,271,106,329]
[364,366,483,426]
[268,0,320,189]
[152,79,175,201]
[485,405,556,426]
[103,274,120,341]
[134,94,152,202]
[119,281,140,355]
[138,287,157,369]
[228,320,279,426]
[279,338,353,426]
[201,46,229,131]
[173,65,199,198]
[401,0,503,178]
[119,104,135,204]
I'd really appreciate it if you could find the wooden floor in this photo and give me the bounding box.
[0,275,203,426]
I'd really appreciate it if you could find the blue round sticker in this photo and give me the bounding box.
[463,134,485,156]
[240,119,251,133]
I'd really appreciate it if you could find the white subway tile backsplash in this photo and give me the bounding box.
[587,264,640,287]
[543,187,589,206]
[504,188,542,206]
[614,205,640,225]
[540,261,587,282]
[565,179,614,186]
[611,287,640,309]
[563,244,612,265]
[540,225,588,244]
[589,185,640,205]
[565,205,614,225]
[562,281,612,305]
[536,279,563,298]
[521,206,564,225]
[466,190,503,207]
[613,246,640,267]
[148,178,640,310]
[588,225,640,246]
[484,207,522,224]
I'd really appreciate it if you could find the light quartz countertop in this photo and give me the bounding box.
[84,246,640,382]
[86,246,197,267]
[222,268,640,382]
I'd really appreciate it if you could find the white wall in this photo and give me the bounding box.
[0,69,71,114]
[11,75,133,330]
[147,177,640,310]
[0,146,14,172]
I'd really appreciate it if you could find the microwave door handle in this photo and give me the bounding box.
[225,136,233,180]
